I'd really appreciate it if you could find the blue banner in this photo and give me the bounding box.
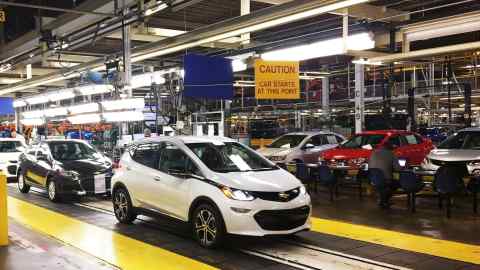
[0,97,14,115]
[184,54,233,99]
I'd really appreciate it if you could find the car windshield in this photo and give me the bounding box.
[438,131,480,150]
[341,134,386,149]
[49,141,99,161]
[0,141,22,153]
[268,135,307,149]
[187,142,277,173]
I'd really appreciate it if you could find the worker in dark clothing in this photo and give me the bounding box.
[368,141,402,209]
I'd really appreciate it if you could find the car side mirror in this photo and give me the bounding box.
[303,143,315,150]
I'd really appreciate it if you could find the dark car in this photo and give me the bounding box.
[418,127,449,145]
[17,139,113,202]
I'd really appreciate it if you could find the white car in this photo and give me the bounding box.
[111,136,311,247]
[0,138,27,182]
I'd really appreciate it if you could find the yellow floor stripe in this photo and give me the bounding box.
[311,217,480,264]
[7,196,218,270]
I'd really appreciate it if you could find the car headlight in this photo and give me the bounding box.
[467,160,480,167]
[299,185,307,195]
[220,186,256,201]
[59,170,80,181]
[270,155,287,162]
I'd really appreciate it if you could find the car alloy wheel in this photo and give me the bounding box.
[48,181,57,201]
[113,188,136,224]
[195,209,217,247]
[17,173,30,193]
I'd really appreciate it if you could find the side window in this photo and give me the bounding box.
[325,135,339,144]
[404,134,419,145]
[133,143,160,169]
[158,143,200,176]
[335,135,344,144]
[388,136,402,148]
[306,135,322,146]
[414,135,424,144]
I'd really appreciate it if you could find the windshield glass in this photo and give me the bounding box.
[187,142,277,173]
[268,135,307,148]
[438,132,480,150]
[49,141,99,161]
[341,134,386,149]
[0,141,22,153]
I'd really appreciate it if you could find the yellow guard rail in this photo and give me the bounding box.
[0,172,7,246]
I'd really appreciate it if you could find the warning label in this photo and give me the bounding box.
[255,60,300,99]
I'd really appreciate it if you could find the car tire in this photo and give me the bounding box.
[17,172,30,193]
[47,179,61,202]
[112,187,137,224]
[192,203,226,248]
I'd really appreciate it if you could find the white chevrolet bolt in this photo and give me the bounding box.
[111,136,311,248]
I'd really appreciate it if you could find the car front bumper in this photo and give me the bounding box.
[0,162,19,182]
[220,193,312,236]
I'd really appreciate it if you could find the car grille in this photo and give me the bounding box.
[430,159,468,167]
[328,159,348,167]
[254,206,310,231]
[250,187,300,202]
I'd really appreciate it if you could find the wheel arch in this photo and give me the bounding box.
[188,196,223,223]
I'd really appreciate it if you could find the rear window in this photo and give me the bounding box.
[404,134,420,145]
[438,131,480,150]
[341,134,385,149]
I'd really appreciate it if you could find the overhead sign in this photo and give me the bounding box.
[255,60,300,99]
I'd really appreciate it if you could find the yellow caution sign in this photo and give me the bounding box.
[0,172,7,246]
[255,59,300,99]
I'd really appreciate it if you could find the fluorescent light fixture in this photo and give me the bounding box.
[23,110,44,119]
[103,111,144,122]
[352,59,383,66]
[76,84,113,96]
[68,103,99,114]
[102,98,145,111]
[47,89,75,102]
[26,95,49,105]
[232,59,247,72]
[13,100,27,108]
[464,64,480,69]
[144,2,168,16]
[21,118,44,126]
[131,71,166,89]
[262,32,375,61]
[67,113,101,124]
[44,107,68,117]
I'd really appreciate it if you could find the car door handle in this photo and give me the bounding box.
[154,176,162,181]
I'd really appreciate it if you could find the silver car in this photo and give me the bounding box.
[421,127,480,176]
[257,131,345,165]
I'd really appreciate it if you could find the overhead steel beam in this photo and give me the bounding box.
[0,0,369,95]
[0,1,116,17]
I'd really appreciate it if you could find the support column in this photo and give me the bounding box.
[354,64,365,133]
[122,0,132,97]
[240,0,250,45]
[342,12,348,53]
[322,77,330,118]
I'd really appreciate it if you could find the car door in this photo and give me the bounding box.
[31,143,53,187]
[388,135,408,162]
[126,142,163,210]
[403,134,429,165]
[302,135,324,163]
[21,144,38,185]
[155,142,195,220]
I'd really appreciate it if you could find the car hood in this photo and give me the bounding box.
[428,149,480,161]
[322,147,372,160]
[56,157,112,175]
[257,147,294,157]
[212,169,301,192]
[0,152,22,162]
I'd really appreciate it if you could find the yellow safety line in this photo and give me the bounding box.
[7,196,218,270]
[311,217,480,264]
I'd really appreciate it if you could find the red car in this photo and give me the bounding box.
[320,130,434,170]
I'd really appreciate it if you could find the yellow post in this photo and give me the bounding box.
[0,172,8,246]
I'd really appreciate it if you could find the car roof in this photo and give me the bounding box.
[280,131,340,136]
[357,130,413,135]
[137,136,237,145]
[459,127,480,132]
[40,139,88,143]
[0,138,24,141]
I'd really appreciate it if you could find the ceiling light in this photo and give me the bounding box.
[23,110,44,119]
[262,32,374,61]
[47,89,75,102]
[76,84,113,96]
[103,111,144,122]
[144,2,168,16]
[67,113,101,124]
[102,98,145,111]
[26,95,49,105]
[68,103,99,114]
[13,100,27,108]
[131,71,166,89]
[21,118,44,126]
[352,59,383,66]
[44,107,68,117]
[232,59,247,72]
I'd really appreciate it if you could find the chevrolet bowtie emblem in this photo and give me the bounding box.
[279,192,290,199]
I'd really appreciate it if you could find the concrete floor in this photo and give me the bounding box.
[0,219,117,270]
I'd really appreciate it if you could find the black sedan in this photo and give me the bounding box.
[17,139,113,202]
